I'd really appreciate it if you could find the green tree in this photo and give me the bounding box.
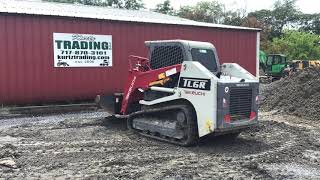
[248,9,273,28]
[248,0,301,39]
[267,31,320,60]
[154,0,175,15]
[178,1,225,24]
[299,13,320,34]
[223,8,247,26]
[272,0,301,36]
[44,0,144,10]
[104,0,124,8]
[123,0,144,10]
[242,15,271,50]
[177,1,247,26]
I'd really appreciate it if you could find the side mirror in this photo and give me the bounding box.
[216,72,222,78]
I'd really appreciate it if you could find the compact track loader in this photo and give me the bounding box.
[96,40,259,146]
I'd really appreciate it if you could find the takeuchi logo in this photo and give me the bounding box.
[72,34,96,42]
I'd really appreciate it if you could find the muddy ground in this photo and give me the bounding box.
[0,110,319,179]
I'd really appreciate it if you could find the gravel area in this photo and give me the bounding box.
[0,110,319,179]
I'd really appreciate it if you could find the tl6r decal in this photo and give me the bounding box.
[179,77,211,90]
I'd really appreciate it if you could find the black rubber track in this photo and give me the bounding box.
[127,101,198,146]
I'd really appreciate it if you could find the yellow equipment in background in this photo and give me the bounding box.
[309,60,320,67]
[291,60,320,71]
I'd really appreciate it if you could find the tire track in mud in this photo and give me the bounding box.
[241,114,320,179]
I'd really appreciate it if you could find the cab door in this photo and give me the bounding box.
[266,56,273,73]
[272,56,281,73]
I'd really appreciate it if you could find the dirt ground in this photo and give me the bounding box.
[0,109,319,179]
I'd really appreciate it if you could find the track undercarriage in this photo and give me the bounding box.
[127,102,198,146]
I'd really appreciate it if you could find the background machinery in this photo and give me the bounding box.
[96,40,259,146]
[259,51,289,81]
[260,51,320,82]
[291,60,320,71]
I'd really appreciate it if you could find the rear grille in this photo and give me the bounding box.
[229,88,252,121]
[150,46,184,69]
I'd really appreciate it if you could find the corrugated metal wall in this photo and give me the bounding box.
[0,14,258,104]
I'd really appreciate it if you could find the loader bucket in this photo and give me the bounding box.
[95,95,118,115]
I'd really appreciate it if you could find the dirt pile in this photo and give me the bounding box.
[261,68,320,120]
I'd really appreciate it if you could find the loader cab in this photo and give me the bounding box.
[146,40,220,74]
[265,54,287,77]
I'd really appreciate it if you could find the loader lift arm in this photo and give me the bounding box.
[121,55,181,114]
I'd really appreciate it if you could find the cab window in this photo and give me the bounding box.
[281,57,286,64]
[267,56,273,66]
[274,56,281,64]
[191,48,217,72]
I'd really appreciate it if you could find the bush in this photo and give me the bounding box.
[266,31,320,60]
